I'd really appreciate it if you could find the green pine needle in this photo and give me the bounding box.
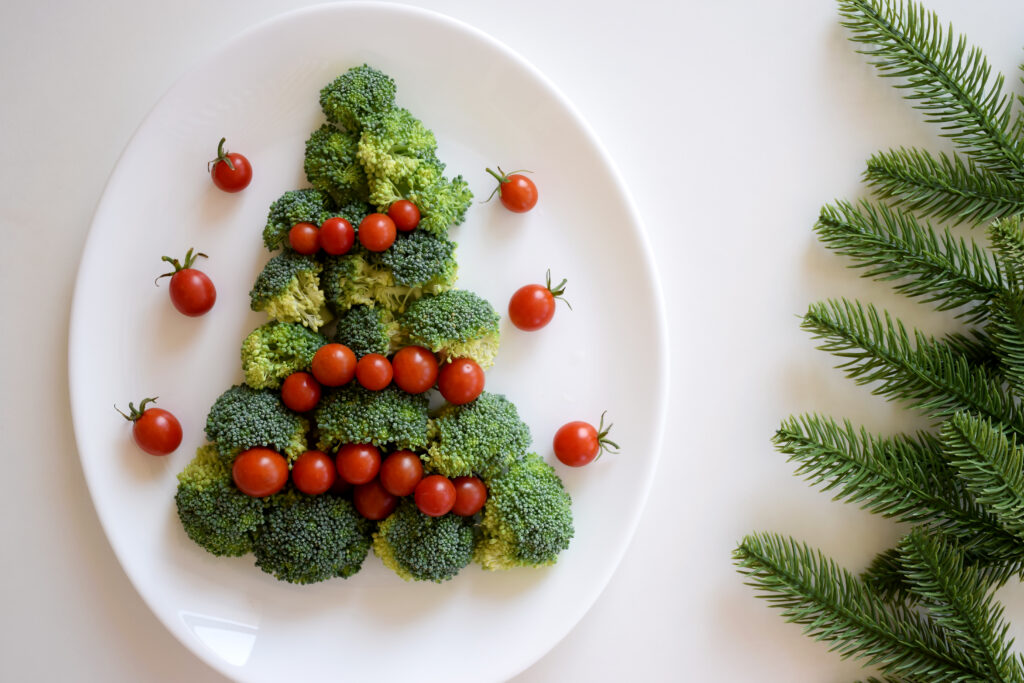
[863,544,1024,604]
[988,293,1024,397]
[990,217,1024,287]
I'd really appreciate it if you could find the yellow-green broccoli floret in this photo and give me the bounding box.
[400,290,500,367]
[315,384,429,452]
[373,500,474,582]
[332,304,401,357]
[304,124,369,206]
[321,249,397,312]
[205,384,309,462]
[241,320,326,389]
[254,492,374,584]
[424,391,531,478]
[319,64,397,132]
[474,453,574,571]
[174,443,265,557]
[263,188,333,251]
[250,252,330,330]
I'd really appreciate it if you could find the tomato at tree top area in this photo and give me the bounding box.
[387,199,421,232]
[156,248,216,317]
[508,269,570,331]
[232,447,289,497]
[115,397,182,456]
[209,137,252,193]
[358,213,396,252]
[291,450,336,495]
[391,346,439,394]
[486,166,537,213]
[553,412,620,467]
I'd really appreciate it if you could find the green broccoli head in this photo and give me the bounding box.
[412,174,474,236]
[264,189,333,251]
[424,391,531,478]
[373,500,474,582]
[330,200,373,226]
[319,64,397,131]
[400,290,500,367]
[376,229,458,290]
[315,384,429,452]
[304,124,369,206]
[241,320,326,389]
[332,304,401,357]
[249,252,331,331]
[254,492,374,584]
[474,453,574,570]
[321,244,451,315]
[205,384,309,461]
[175,443,265,557]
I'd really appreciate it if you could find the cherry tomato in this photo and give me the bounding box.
[485,166,537,213]
[379,450,424,496]
[232,447,288,497]
[388,200,421,232]
[451,476,487,516]
[414,475,456,517]
[320,217,355,255]
[437,358,485,405]
[311,344,356,387]
[336,443,382,485]
[356,353,393,391]
[156,248,216,317]
[288,222,320,255]
[391,346,438,394]
[553,412,620,467]
[115,397,182,456]
[358,213,397,252]
[508,269,570,331]
[281,371,321,412]
[353,480,398,520]
[209,137,252,192]
[291,450,336,495]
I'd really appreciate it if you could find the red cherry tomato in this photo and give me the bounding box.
[116,397,182,456]
[391,346,439,394]
[358,213,397,252]
[320,217,355,255]
[356,353,393,391]
[232,447,288,497]
[209,138,252,193]
[437,358,485,405]
[485,166,537,212]
[387,200,421,232]
[288,222,320,255]
[156,248,216,317]
[291,450,336,495]
[414,475,456,517]
[379,450,424,496]
[336,443,382,485]
[281,371,321,412]
[451,476,487,516]
[508,269,570,331]
[353,480,398,520]
[311,344,356,387]
[553,412,620,467]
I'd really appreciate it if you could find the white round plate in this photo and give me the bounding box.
[69,4,667,681]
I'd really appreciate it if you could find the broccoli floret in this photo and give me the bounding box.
[330,200,373,226]
[321,242,453,314]
[319,64,397,131]
[205,384,309,461]
[304,124,369,206]
[254,492,374,584]
[474,453,574,570]
[373,500,474,582]
[175,443,265,557]
[424,392,531,478]
[241,320,326,389]
[250,252,331,330]
[376,229,458,289]
[264,189,332,251]
[400,290,500,367]
[411,174,474,236]
[315,384,429,452]
[332,304,401,357]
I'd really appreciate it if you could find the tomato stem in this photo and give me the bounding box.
[115,397,158,422]
[594,411,620,460]
[208,137,236,172]
[155,248,208,285]
[545,269,572,311]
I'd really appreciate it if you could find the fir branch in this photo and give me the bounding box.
[838,0,1024,177]
[816,201,1002,324]
[990,216,1024,288]
[988,292,1024,398]
[865,148,1024,225]
[863,545,1024,604]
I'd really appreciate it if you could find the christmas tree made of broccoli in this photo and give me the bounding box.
[174,66,574,584]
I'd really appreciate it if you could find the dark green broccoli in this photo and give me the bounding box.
[241,320,325,389]
[319,64,396,131]
[474,453,574,570]
[304,124,369,206]
[254,492,374,584]
[263,189,332,251]
[376,229,457,289]
[332,304,401,357]
[373,500,474,582]
[330,200,373,226]
[249,252,330,330]
[205,384,309,461]
[175,443,265,557]
[315,384,429,452]
[424,391,531,478]
[400,290,500,367]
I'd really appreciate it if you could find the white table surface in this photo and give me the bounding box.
[4,0,1024,680]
